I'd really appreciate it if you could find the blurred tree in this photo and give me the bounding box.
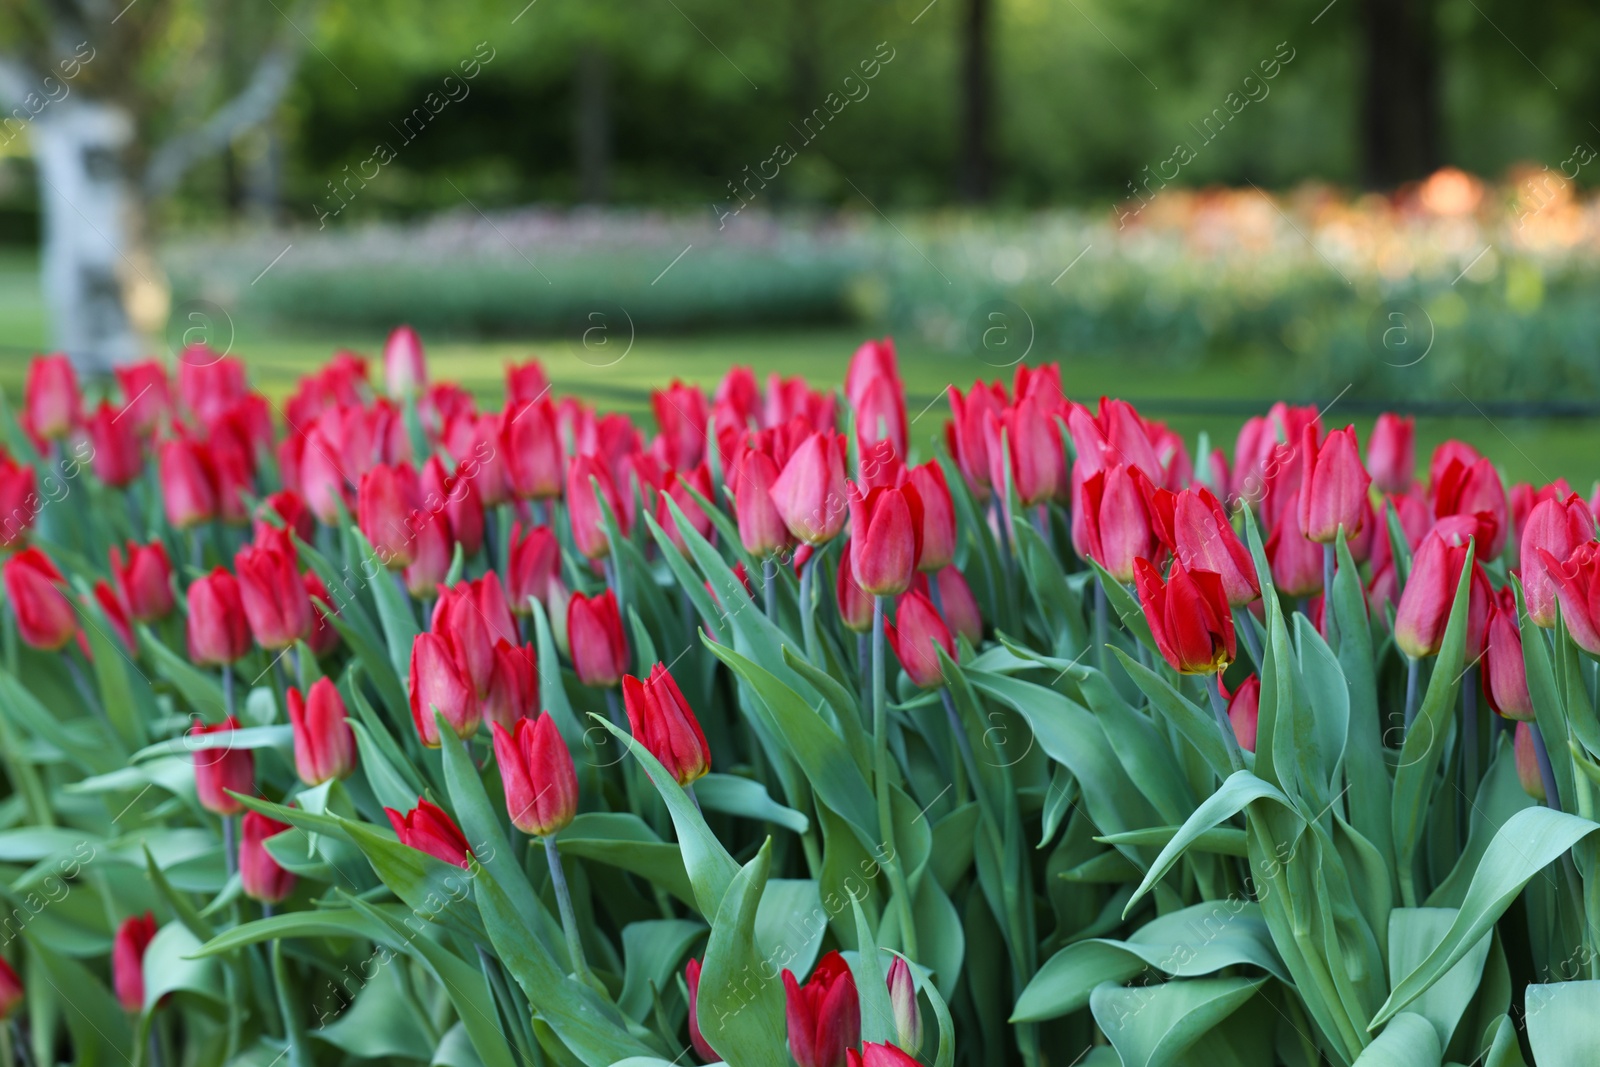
[959,0,994,200]
[0,0,305,372]
[1361,0,1440,185]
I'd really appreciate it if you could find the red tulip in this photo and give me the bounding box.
[907,462,956,572]
[1483,587,1533,721]
[1433,456,1508,559]
[1540,542,1600,656]
[622,663,711,786]
[187,568,252,666]
[506,522,558,615]
[1264,508,1324,598]
[1521,494,1595,628]
[92,580,134,651]
[734,450,792,558]
[0,453,37,550]
[384,325,427,399]
[410,632,478,745]
[657,465,717,552]
[423,455,484,560]
[358,463,423,569]
[886,957,922,1054]
[1514,721,1545,802]
[492,713,577,836]
[1166,487,1259,605]
[845,337,899,411]
[158,437,218,529]
[1133,559,1236,675]
[916,567,982,645]
[255,491,316,545]
[403,507,454,598]
[945,382,1005,500]
[686,957,719,1063]
[304,571,341,657]
[1222,675,1261,752]
[1298,425,1371,544]
[177,353,248,425]
[506,360,550,406]
[782,951,860,1067]
[847,1043,921,1067]
[504,399,564,501]
[386,799,472,868]
[568,590,628,688]
[1072,464,1157,583]
[235,531,313,650]
[113,912,158,1012]
[0,957,19,1021]
[113,360,172,436]
[770,431,849,545]
[836,542,875,633]
[109,541,174,623]
[992,396,1066,507]
[1067,398,1164,484]
[482,640,537,732]
[23,354,80,441]
[190,716,254,815]
[855,376,908,464]
[652,380,710,470]
[240,809,297,904]
[85,402,143,487]
[855,440,903,491]
[287,678,356,785]
[1394,530,1473,659]
[1366,413,1415,495]
[1367,561,1400,619]
[567,454,623,560]
[1232,403,1321,498]
[3,548,76,651]
[886,589,957,689]
[847,482,921,597]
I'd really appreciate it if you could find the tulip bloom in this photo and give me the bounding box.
[1165,487,1259,605]
[1366,413,1415,495]
[506,523,558,615]
[945,382,1005,500]
[992,396,1066,508]
[92,580,134,651]
[623,663,712,786]
[770,431,849,545]
[85,402,143,487]
[506,360,550,405]
[1264,509,1324,599]
[384,325,427,399]
[410,632,479,745]
[1521,494,1595,627]
[256,490,316,544]
[358,463,423,569]
[190,716,254,815]
[1514,721,1545,803]
[652,380,710,470]
[158,437,219,529]
[113,913,158,1012]
[847,482,921,597]
[1222,675,1261,753]
[404,508,454,598]
[0,453,37,550]
[482,640,537,732]
[845,337,900,411]
[114,360,172,436]
[1482,588,1533,721]
[3,548,77,651]
[386,798,473,868]
[836,543,875,634]
[886,957,922,1055]
[907,462,956,572]
[23,354,79,441]
[187,568,253,666]
[304,571,341,658]
[855,376,908,463]
[1298,425,1372,544]
[783,951,861,1067]
[735,450,792,558]
[235,531,313,650]
[422,456,484,560]
[111,543,173,627]
[567,454,624,560]
[504,399,564,501]
[240,809,297,904]
[493,713,578,836]
[847,1044,921,1067]
[1133,559,1236,675]
[656,465,717,552]
[886,590,957,689]
[1434,456,1508,559]
[568,590,628,688]
[1540,542,1600,656]
[1394,531,1473,659]
[1072,465,1157,584]
[686,958,718,1063]
[287,678,357,785]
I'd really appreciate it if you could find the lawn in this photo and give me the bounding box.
[0,249,1595,489]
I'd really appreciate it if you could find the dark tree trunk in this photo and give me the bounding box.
[574,45,611,204]
[1360,0,1440,187]
[959,0,995,202]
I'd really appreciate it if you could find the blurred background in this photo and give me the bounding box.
[2,0,1599,479]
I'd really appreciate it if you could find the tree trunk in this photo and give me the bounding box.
[1359,0,1439,187]
[959,0,995,202]
[574,45,611,204]
[33,100,165,374]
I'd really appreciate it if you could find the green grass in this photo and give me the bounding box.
[0,250,1595,488]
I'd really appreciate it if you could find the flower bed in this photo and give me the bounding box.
[0,332,1595,1065]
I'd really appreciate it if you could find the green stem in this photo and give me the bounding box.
[544,833,598,989]
[1402,656,1421,733]
[799,554,819,663]
[873,596,918,962]
[763,558,777,621]
[1208,672,1246,772]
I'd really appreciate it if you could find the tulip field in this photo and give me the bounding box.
[0,332,1598,1067]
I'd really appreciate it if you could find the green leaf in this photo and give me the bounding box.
[1481,1013,1529,1067]
[353,528,420,682]
[1371,807,1600,1028]
[558,812,696,907]
[194,909,382,956]
[1094,827,1248,857]
[1110,649,1232,780]
[1386,909,1492,1050]
[618,919,705,1022]
[136,625,228,723]
[695,840,789,1064]
[755,879,825,982]
[316,955,436,1059]
[1330,534,1394,874]
[695,773,810,834]
[1089,976,1265,1067]
[1352,1012,1441,1066]
[1525,981,1600,1066]
[142,922,224,1008]
[849,892,897,1043]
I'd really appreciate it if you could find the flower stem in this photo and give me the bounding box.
[222,663,235,720]
[544,832,596,987]
[222,813,238,878]
[1208,671,1245,772]
[1233,607,1263,671]
[1403,656,1421,733]
[1531,723,1563,812]
[763,558,777,621]
[798,554,818,662]
[1322,543,1335,607]
[873,596,918,961]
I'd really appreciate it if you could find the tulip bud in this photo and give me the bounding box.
[1299,425,1372,544]
[240,809,297,904]
[0,453,37,550]
[503,399,563,501]
[685,958,720,1063]
[358,463,423,569]
[158,437,219,529]
[1514,721,1545,802]
[1264,509,1324,598]
[652,381,710,470]
[907,462,956,572]
[770,431,849,545]
[187,568,253,666]
[287,678,357,785]
[567,455,623,560]
[1072,464,1157,584]
[1539,542,1600,656]
[847,1043,921,1067]
[1482,587,1533,720]
[855,376,908,462]
[836,542,875,634]
[190,716,254,815]
[846,338,900,409]
[0,957,22,1021]
[3,548,77,651]
[235,530,313,651]
[404,507,454,598]
[886,590,957,688]
[384,325,427,399]
[1521,494,1595,628]
[506,360,550,406]
[1434,456,1508,559]
[85,402,143,487]
[386,798,473,868]
[1366,413,1415,495]
[848,482,921,597]
[1170,487,1259,605]
[255,490,316,545]
[657,465,717,552]
[506,523,558,615]
[886,957,922,1054]
[113,913,158,1012]
[925,567,982,645]
[493,713,577,836]
[1394,531,1471,659]
[735,450,793,558]
[114,361,171,437]
[304,571,341,657]
[410,632,479,746]
[623,663,712,786]
[945,382,1003,500]
[482,640,537,732]
[23,354,80,441]
[1133,559,1236,675]
[994,396,1066,508]
[1223,675,1261,752]
[568,590,628,688]
[782,951,861,1067]
[422,455,485,560]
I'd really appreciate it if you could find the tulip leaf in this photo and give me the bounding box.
[1089,975,1265,1067]
[1095,826,1249,857]
[1482,1013,1529,1067]
[1524,981,1600,1066]
[1351,1012,1441,1066]
[142,921,226,1009]
[26,940,134,1058]
[132,724,292,760]
[1514,577,1577,810]
[314,960,437,1060]
[1386,908,1492,1050]
[352,528,420,682]
[1371,806,1600,1028]
[618,919,706,1022]
[136,625,229,724]
[1109,649,1233,782]
[1330,532,1395,875]
[1088,559,1155,653]
[695,839,790,1064]
[557,812,697,908]
[322,609,409,720]
[848,890,897,1044]
[695,772,810,833]
[194,909,384,956]
[640,512,729,647]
